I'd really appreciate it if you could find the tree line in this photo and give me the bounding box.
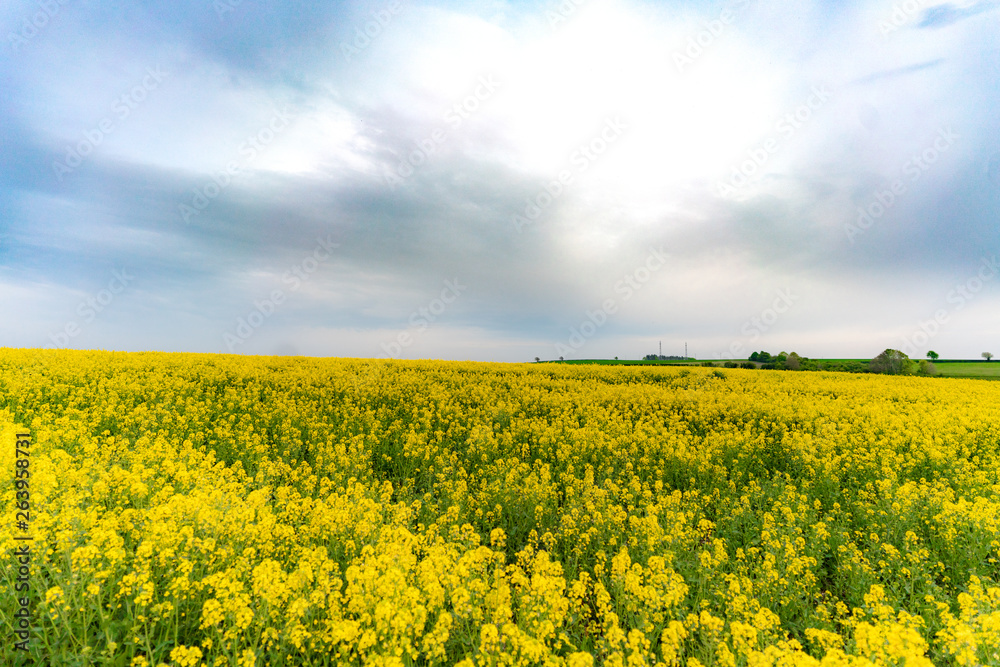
[740,349,939,376]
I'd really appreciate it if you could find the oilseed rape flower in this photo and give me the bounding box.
[1,349,1000,664]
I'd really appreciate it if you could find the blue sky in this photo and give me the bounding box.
[1,0,998,361]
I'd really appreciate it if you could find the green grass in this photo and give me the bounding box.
[933,361,1000,380]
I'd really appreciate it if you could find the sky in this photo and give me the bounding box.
[1,0,998,362]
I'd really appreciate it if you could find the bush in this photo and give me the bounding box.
[701,361,715,367]
[869,349,914,375]
[740,362,755,369]
[724,361,738,368]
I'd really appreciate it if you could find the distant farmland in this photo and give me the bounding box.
[551,357,1000,379]
[933,360,1000,380]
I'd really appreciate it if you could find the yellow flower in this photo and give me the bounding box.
[169,645,203,667]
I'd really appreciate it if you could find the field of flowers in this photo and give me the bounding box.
[2,349,999,666]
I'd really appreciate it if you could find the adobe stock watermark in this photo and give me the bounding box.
[845,126,958,244]
[223,236,339,352]
[179,108,291,223]
[714,287,797,360]
[717,85,832,197]
[546,0,590,29]
[384,74,501,190]
[213,0,244,21]
[899,256,998,356]
[879,0,926,38]
[380,279,467,357]
[554,247,668,357]
[512,116,627,233]
[52,66,168,182]
[341,0,404,62]
[673,0,753,74]
[7,0,72,52]
[49,268,134,347]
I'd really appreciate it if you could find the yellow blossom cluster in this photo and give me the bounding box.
[2,349,1000,665]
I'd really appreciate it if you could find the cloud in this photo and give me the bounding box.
[2,0,999,360]
[918,1,1000,28]
[849,59,946,85]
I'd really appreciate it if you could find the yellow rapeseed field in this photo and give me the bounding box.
[2,349,999,666]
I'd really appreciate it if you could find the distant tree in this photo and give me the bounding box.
[869,348,914,375]
[917,359,938,376]
[926,350,939,361]
[758,351,773,363]
[785,352,802,370]
[559,356,564,361]
[534,357,540,363]
[614,356,618,360]
[749,351,760,361]
[984,352,994,361]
